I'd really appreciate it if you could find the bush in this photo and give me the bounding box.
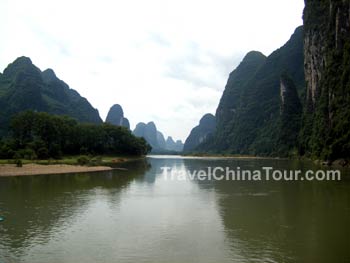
[17,148,37,160]
[37,147,49,159]
[77,155,90,166]
[0,140,15,159]
[90,156,102,166]
[15,159,22,167]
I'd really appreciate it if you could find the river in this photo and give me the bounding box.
[0,156,349,262]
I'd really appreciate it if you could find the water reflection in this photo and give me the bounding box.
[0,159,150,260]
[0,156,349,263]
[182,157,350,263]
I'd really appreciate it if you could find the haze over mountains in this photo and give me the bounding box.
[133,121,183,153]
[0,0,349,161]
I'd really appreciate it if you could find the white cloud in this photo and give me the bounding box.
[0,0,304,141]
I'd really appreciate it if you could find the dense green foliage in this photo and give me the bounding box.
[0,111,151,159]
[212,51,267,153]
[300,0,350,160]
[196,27,305,157]
[0,57,102,136]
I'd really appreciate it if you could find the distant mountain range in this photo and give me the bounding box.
[0,58,181,150]
[133,121,183,153]
[2,0,349,161]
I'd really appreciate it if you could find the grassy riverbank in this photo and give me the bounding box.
[0,155,144,165]
[183,153,288,160]
[0,155,145,176]
[184,153,350,168]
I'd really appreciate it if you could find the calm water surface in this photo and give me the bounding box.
[0,156,349,263]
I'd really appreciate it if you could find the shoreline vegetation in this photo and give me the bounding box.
[183,153,350,168]
[183,153,287,159]
[1,153,348,178]
[0,111,151,161]
[0,155,144,177]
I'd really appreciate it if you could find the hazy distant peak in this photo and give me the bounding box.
[106,104,130,129]
[147,121,156,127]
[109,104,124,115]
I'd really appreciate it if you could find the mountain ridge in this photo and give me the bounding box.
[190,26,305,156]
[0,56,102,135]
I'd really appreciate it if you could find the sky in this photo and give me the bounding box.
[0,0,304,141]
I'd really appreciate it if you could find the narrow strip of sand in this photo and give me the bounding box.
[0,164,113,177]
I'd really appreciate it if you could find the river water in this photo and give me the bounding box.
[0,156,349,263]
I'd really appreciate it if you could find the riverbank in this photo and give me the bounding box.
[182,153,288,160]
[0,155,144,177]
[184,153,350,167]
[0,164,114,176]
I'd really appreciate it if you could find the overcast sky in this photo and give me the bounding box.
[0,0,304,141]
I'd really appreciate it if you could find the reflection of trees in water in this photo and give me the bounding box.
[1,157,349,262]
[0,159,150,257]
[183,158,350,263]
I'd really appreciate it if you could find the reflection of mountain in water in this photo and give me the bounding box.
[1,157,349,262]
[136,157,185,184]
[183,158,350,263]
[0,159,150,257]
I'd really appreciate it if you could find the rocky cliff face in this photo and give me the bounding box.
[183,113,216,152]
[304,0,350,107]
[0,57,102,135]
[277,74,302,155]
[105,104,130,129]
[185,4,349,160]
[302,0,350,160]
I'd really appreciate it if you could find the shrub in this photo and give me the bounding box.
[77,155,90,166]
[17,148,37,160]
[15,158,22,167]
[37,147,49,159]
[90,156,102,166]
